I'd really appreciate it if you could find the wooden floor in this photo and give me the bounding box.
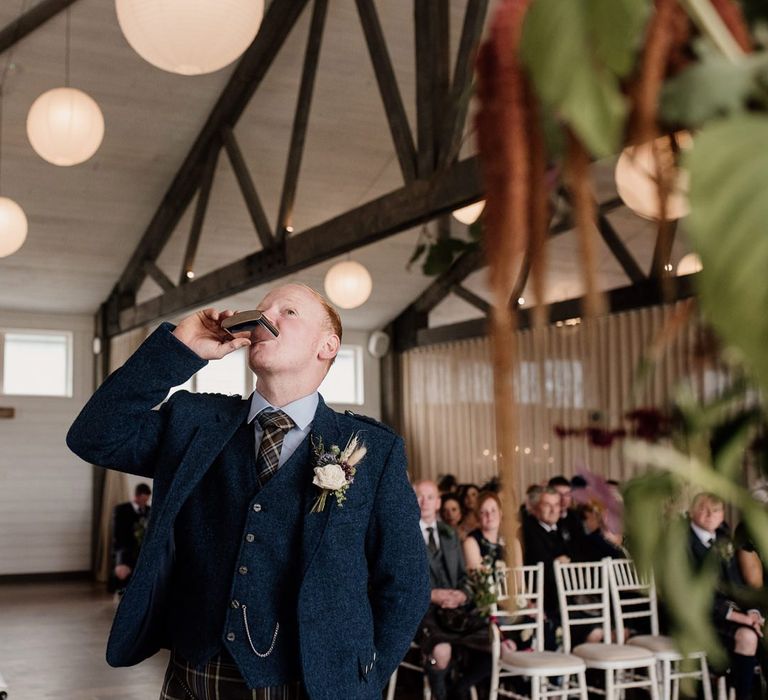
[0,580,426,700]
[0,580,168,700]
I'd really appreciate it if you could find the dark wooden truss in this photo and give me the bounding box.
[91,0,491,338]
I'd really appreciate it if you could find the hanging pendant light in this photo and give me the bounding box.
[324,260,373,309]
[26,9,104,167]
[615,132,692,221]
[676,253,703,276]
[116,0,265,76]
[27,87,104,166]
[0,196,28,257]
[452,200,485,225]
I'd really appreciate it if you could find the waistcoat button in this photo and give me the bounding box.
[252,503,262,512]
[239,565,248,575]
[231,599,240,609]
[245,533,255,543]
[226,632,235,642]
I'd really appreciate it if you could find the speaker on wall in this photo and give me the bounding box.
[367,330,390,358]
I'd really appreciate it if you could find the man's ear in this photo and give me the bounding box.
[318,333,340,362]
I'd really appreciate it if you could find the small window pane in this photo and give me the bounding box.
[320,346,363,405]
[194,349,247,396]
[3,332,71,397]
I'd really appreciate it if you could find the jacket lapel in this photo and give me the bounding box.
[300,397,340,576]
[156,398,251,528]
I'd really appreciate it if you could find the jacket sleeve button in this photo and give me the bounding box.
[226,632,235,642]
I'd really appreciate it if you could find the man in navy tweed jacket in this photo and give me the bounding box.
[67,283,430,700]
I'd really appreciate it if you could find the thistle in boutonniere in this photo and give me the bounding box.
[310,433,367,513]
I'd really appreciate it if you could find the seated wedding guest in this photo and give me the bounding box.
[414,480,471,700]
[457,483,480,538]
[735,480,768,589]
[111,482,151,594]
[688,492,762,700]
[522,487,572,649]
[464,491,505,570]
[440,493,465,534]
[574,501,626,562]
[548,475,584,549]
[438,473,458,496]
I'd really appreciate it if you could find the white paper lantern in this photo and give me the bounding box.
[116,0,265,75]
[324,261,372,309]
[0,197,28,257]
[452,200,485,225]
[615,133,692,221]
[677,253,703,276]
[27,87,105,166]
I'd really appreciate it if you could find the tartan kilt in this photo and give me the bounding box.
[159,650,308,700]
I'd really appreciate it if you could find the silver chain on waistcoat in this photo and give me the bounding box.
[241,605,280,658]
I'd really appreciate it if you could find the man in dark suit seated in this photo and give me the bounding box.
[414,479,470,700]
[68,284,430,700]
[111,482,152,593]
[548,475,584,552]
[522,486,572,649]
[687,492,762,700]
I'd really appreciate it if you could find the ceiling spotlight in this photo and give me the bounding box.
[663,263,673,272]
[185,270,195,279]
[517,297,525,306]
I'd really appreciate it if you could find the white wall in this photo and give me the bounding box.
[0,310,94,575]
[324,329,381,421]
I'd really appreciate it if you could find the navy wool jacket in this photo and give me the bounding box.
[66,324,430,699]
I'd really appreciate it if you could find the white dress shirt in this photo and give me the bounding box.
[247,389,318,466]
[419,519,440,551]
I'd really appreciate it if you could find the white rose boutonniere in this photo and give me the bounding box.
[310,433,367,513]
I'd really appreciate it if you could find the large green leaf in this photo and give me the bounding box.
[686,116,768,396]
[661,55,754,128]
[589,0,651,77]
[521,0,650,157]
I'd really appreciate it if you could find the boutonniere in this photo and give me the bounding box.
[713,539,735,562]
[310,433,367,513]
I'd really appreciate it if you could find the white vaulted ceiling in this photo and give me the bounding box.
[0,1,694,332]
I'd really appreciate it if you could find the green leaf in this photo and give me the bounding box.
[589,0,651,77]
[660,55,755,128]
[521,0,649,156]
[686,116,768,396]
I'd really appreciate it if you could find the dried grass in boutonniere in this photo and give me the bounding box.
[310,433,367,513]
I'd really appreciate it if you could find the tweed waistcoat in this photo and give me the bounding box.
[169,418,313,688]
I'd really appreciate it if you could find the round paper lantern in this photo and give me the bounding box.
[116,0,265,75]
[0,197,28,257]
[677,253,703,276]
[324,261,373,309]
[615,133,692,221]
[27,87,105,166]
[452,200,485,225]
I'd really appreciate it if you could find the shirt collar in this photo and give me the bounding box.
[246,389,319,431]
[691,521,716,546]
[538,520,558,532]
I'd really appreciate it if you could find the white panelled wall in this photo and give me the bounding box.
[0,311,94,575]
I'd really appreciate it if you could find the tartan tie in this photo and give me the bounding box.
[255,409,295,486]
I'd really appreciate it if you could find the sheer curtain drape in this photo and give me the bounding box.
[94,326,148,583]
[401,302,714,493]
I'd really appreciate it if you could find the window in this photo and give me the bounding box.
[319,345,364,405]
[517,359,584,408]
[1,330,73,397]
[166,349,250,399]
